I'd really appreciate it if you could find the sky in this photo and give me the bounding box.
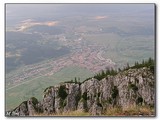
[6,4,154,17]
[6,4,155,30]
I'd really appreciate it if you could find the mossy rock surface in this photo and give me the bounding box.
[30,97,38,105]
[128,83,138,92]
[58,85,68,100]
[81,92,87,101]
[111,86,118,99]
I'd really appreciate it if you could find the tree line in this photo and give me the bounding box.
[65,57,154,82]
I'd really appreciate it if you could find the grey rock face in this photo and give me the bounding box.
[64,83,80,111]
[89,102,103,115]
[77,99,87,111]
[6,67,155,116]
[80,78,100,110]
[43,95,54,114]
[6,101,29,116]
[113,68,155,109]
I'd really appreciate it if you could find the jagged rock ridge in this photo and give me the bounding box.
[6,67,155,116]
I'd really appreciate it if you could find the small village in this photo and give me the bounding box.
[6,44,116,87]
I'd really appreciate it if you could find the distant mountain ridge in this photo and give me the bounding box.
[6,61,155,116]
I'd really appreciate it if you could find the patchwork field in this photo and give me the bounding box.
[6,65,93,110]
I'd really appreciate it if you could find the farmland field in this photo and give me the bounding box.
[84,33,154,68]
[6,65,93,110]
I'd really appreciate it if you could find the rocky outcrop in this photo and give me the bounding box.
[6,101,29,116]
[6,67,155,116]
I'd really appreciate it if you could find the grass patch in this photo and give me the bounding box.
[104,105,154,116]
[33,105,154,116]
[104,106,123,116]
[33,110,90,116]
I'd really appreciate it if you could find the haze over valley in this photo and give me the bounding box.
[5,4,155,110]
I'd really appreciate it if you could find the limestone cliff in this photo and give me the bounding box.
[6,67,155,116]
